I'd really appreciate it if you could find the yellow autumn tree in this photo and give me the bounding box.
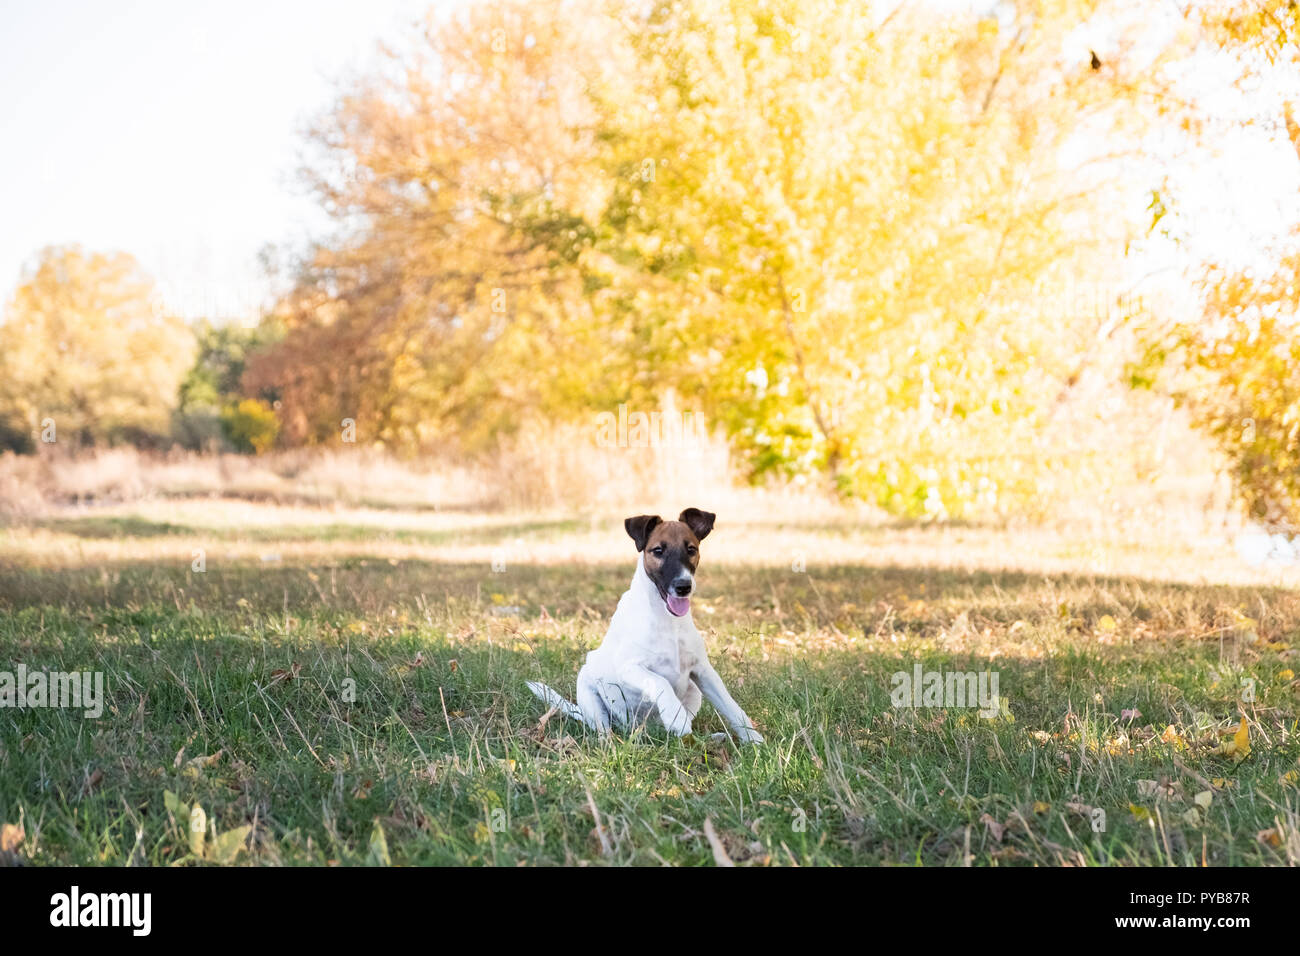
[0,246,195,449]
[1150,0,1300,529]
[581,0,1193,513]
[245,0,616,450]
[256,0,1195,517]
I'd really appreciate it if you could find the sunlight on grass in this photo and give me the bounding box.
[2,499,1298,865]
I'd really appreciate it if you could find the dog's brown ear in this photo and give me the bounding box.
[679,508,716,541]
[624,514,662,552]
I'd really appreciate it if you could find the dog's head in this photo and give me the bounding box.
[624,508,715,617]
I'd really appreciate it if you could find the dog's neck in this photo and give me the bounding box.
[631,553,688,622]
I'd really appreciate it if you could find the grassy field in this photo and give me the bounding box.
[2,498,1299,866]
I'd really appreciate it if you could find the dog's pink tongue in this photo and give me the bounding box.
[666,593,691,617]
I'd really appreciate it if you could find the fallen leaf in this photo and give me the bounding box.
[1216,717,1251,764]
[1194,790,1213,810]
[186,750,224,770]
[0,822,23,853]
[1032,801,1051,815]
[268,662,302,684]
[81,768,104,796]
[207,825,251,864]
[367,819,391,867]
[1257,827,1282,848]
[980,813,1005,842]
[703,817,734,867]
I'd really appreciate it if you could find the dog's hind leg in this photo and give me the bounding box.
[526,681,582,723]
[617,662,693,736]
[576,673,612,735]
[527,680,609,735]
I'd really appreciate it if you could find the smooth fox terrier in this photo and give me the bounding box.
[527,508,763,743]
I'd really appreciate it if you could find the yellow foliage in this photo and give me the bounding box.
[0,246,194,447]
[1215,717,1252,764]
[245,0,1194,520]
[219,399,280,455]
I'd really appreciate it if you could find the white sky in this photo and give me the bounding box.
[0,0,444,320]
[1,0,1296,324]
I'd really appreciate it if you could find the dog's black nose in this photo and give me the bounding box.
[673,583,692,596]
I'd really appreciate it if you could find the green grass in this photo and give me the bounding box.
[1,510,1299,865]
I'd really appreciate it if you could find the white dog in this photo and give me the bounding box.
[527,508,763,743]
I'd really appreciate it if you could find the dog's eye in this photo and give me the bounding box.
[651,547,665,556]
[686,545,697,555]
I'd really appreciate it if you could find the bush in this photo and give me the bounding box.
[1180,315,1300,531]
[0,415,35,454]
[171,408,227,452]
[220,400,280,455]
[1143,249,1300,532]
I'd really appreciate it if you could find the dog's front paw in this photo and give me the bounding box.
[664,714,694,737]
[734,725,764,744]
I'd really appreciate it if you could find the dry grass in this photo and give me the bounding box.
[0,420,742,517]
[0,394,1235,533]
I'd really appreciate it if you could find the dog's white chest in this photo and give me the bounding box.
[615,614,699,684]
[579,566,709,729]
[673,633,700,691]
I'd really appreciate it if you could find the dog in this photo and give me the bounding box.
[527,508,764,744]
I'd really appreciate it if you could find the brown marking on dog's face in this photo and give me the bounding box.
[625,509,715,616]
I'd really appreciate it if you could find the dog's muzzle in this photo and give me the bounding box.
[664,575,693,616]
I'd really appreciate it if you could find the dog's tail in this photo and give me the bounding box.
[526,681,601,731]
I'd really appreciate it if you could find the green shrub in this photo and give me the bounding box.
[220,399,280,455]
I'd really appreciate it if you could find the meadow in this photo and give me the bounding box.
[2,0,1299,876]
[2,480,1299,867]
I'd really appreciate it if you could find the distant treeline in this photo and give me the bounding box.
[2,1,1298,526]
